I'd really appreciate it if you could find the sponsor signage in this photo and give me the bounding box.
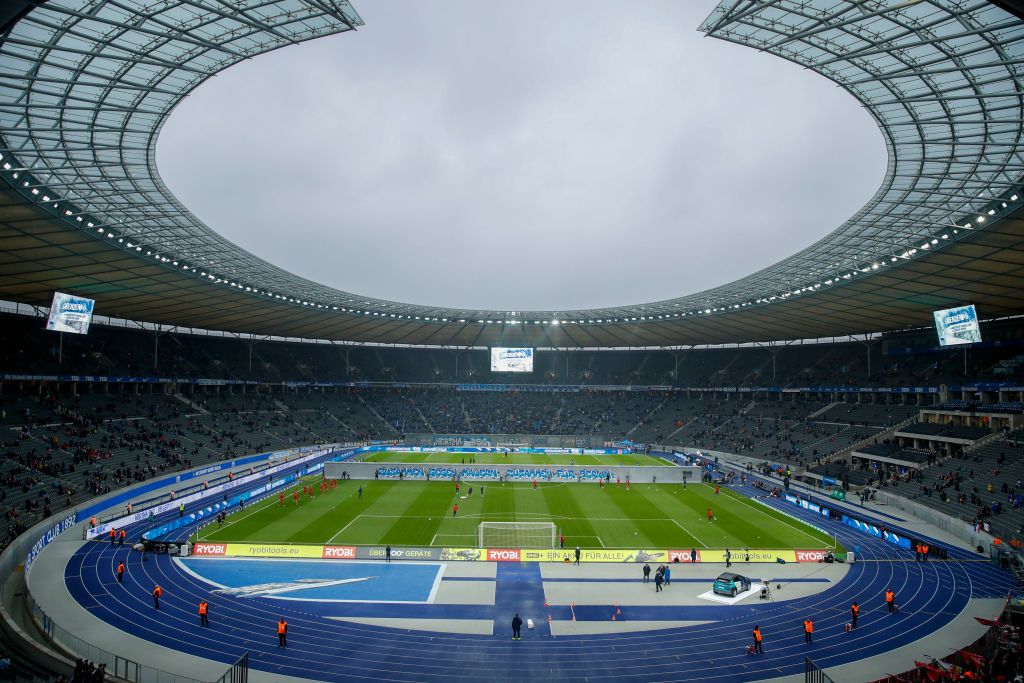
[227,543,323,558]
[25,444,344,575]
[668,549,701,563]
[358,546,442,560]
[439,548,483,561]
[186,544,826,563]
[87,447,333,539]
[25,513,77,570]
[192,543,227,556]
[487,548,521,562]
[698,549,798,563]
[795,549,830,562]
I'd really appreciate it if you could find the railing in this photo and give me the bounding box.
[212,654,248,683]
[27,589,241,683]
[831,414,919,465]
[805,657,835,683]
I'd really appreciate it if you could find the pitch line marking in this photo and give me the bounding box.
[727,491,831,546]
[327,514,362,544]
[672,519,709,548]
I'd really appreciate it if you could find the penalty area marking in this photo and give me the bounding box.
[327,515,363,544]
[430,533,476,545]
[726,491,832,547]
[672,519,709,548]
[570,535,605,547]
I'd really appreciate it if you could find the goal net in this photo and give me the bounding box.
[478,522,557,549]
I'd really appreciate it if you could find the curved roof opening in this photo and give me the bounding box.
[157,1,884,311]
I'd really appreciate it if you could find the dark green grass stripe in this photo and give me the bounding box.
[286,480,392,543]
[539,482,601,548]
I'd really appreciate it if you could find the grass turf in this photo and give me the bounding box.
[358,451,665,466]
[196,479,837,551]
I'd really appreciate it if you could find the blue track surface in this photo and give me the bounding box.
[61,479,1016,682]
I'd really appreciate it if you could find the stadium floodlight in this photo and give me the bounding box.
[479,522,557,549]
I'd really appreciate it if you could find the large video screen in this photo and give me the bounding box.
[46,291,96,335]
[933,304,982,346]
[490,347,534,373]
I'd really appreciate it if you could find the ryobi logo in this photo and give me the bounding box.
[487,548,521,562]
[192,543,226,556]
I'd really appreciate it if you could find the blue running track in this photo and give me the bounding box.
[60,479,1016,682]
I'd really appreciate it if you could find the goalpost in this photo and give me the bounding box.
[478,522,557,549]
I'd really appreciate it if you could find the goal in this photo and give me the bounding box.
[478,522,557,549]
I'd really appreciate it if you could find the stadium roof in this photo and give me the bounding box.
[1,0,1023,348]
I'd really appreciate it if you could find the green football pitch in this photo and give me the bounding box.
[195,478,837,550]
[357,450,665,466]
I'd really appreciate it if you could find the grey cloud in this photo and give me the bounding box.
[157,0,886,311]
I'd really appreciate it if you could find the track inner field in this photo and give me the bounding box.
[195,480,836,550]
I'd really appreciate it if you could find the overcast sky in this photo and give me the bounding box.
[156,0,885,312]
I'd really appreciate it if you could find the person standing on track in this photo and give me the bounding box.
[752,625,763,654]
[119,529,125,547]
[726,548,732,568]
[851,602,859,628]
[277,618,287,647]
[152,585,162,610]
[199,600,209,627]
[574,546,581,565]
[803,618,813,644]
[885,588,895,613]
[386,545,391,563]
[643,563,651,583]
[691,548,697,564]
[109,529,116,545]
[512,613,523,641]
[116,562,124,584]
